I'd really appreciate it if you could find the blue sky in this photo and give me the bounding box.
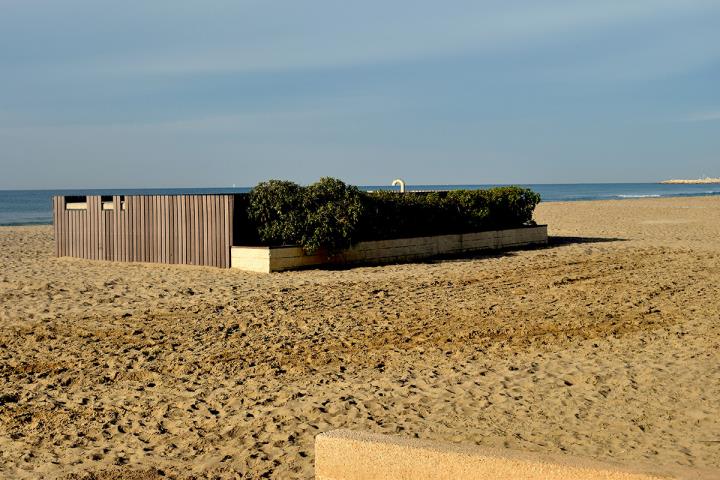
[1,0,719,188]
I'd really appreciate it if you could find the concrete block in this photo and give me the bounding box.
[315,430,714,480]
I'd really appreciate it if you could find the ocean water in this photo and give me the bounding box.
[1,183,719,226]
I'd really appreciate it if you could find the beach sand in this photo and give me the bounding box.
[1,196,719,479]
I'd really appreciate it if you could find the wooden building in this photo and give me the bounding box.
[53,193,548,272]
[53,194,243,268]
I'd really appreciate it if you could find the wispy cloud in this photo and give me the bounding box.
[676,110,720,123]
[5,0,718,77]
[114,2,719,77]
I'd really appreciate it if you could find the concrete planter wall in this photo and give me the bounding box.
[315,430,708,480]
[231,225,547,273]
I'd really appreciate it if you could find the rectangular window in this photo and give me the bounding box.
[64,196,87,210]
[101,195,127,210]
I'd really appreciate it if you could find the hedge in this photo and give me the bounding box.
[246,178,541,254]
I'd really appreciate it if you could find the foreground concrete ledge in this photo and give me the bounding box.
[231,225,548,273]
[315,430,717,480]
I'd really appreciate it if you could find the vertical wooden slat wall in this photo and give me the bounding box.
[179,196,186,265]
[70,207,77,258]
[202,195,209,267]
[158,195,163,262]
[52,194,235,268]
[115,196,122,262]
[192,195,200,265]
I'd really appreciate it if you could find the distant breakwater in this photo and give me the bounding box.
[660,177,720,184]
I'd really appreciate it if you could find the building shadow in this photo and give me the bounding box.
[312,236,628,271]
[416,235,628,266]
[547,235,626,246]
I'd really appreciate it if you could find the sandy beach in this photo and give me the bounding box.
[1,196,719,479]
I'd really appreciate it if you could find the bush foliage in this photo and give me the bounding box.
[246,178,540,254]
[301,177,364,254]
[247,180,305,246]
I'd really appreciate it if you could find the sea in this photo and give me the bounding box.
[1,183,719,226]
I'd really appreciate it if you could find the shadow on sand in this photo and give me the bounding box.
[319,236,628,271]
[425,236,624,265]
[547,235,626,246]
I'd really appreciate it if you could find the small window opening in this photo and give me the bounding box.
[65,196,87,210]
[101,195,127,210]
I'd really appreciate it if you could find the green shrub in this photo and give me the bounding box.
[247,180,305,246]
[247,177,364,254]
[246,178,541,252]
[443,186,540,229]
[301,177,364,254]
[357,190,454,240]
[443,190,490,231]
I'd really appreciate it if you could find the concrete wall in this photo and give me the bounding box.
[315,430,714,480]
[230,246,272,273]
[231,225,547,273]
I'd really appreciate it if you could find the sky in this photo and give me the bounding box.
[1,0,719,189]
